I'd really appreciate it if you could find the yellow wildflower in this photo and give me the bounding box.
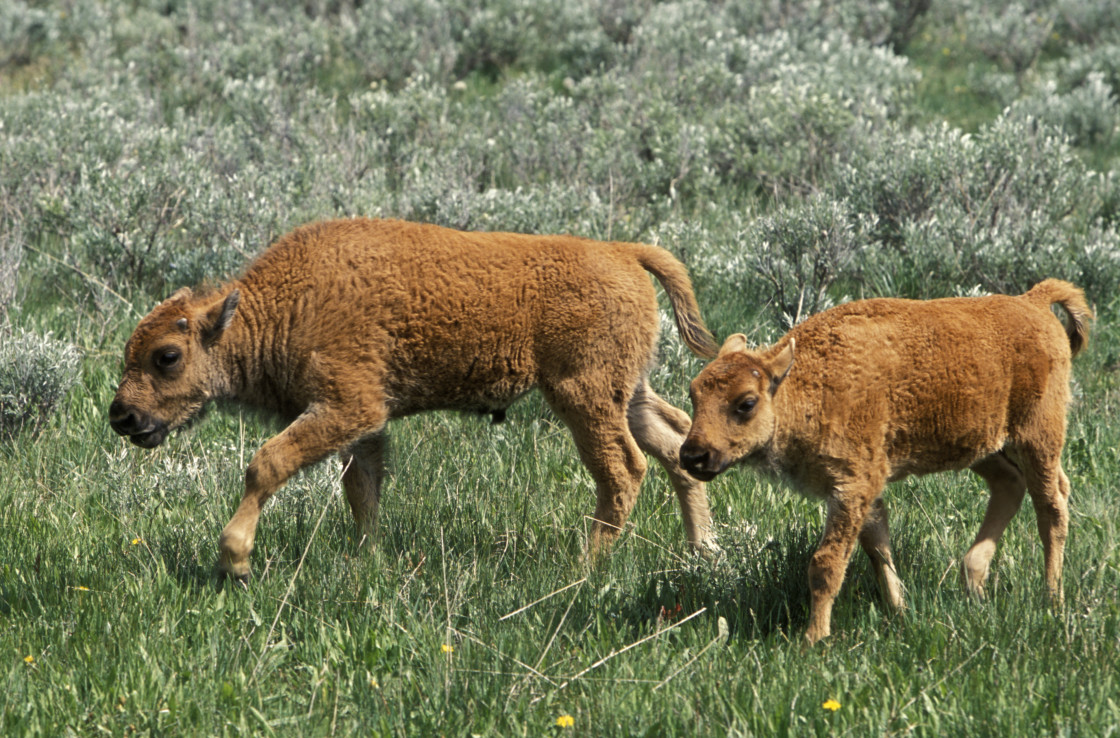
[441,644,454,654]
[76,586,90,591]
[555,714,575,728]
[24,655,34,664]
[822,699,841,712]
[131,538,141,545]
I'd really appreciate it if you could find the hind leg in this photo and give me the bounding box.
[1021,454,1071,605]
[340,432,386,552]
[963,452,1027,596]
[858,497,904,611]
[542,384,647,559]
[627,379,718,555]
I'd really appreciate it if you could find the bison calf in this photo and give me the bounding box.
[110,218,720,579]
[680,280,1091,644]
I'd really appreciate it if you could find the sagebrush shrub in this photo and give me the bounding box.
[0,218,19,318]
[743,196,875,326]
[1009,74,1119,149]
[0,2,59,68]
[0,327,80,442]
[1,0,1118,323]
[958,1,1055,80]
[835,114,1120,298]
[1054,0,1120,45]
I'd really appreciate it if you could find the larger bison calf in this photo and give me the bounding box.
[110,218,720,579]
[680,280,1091,644]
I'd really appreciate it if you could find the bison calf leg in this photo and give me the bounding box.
[1024,461,1071,605]
[219,404,383,580]
[583,424,647,559]
[545,387,646,559]
[341,433,386,551]
[805,485,878,644]
[627,380,718,555]
[962,453,1026,596]
[858,497,904,612]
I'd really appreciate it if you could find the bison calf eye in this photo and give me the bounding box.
[735,397,757,416]
[155,349,181,370]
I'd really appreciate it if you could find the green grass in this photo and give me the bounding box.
[3,320,1120,735]
[906,31,1005,133]
[5,1,1120,735]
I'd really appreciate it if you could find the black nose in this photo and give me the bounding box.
[109,400,141,435]
[679,444,710,472]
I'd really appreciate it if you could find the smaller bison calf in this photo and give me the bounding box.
[680,280,1091,644]
[110,218,720,580]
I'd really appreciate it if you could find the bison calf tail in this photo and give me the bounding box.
[630,244,719,359]
[1026,279,1093,357]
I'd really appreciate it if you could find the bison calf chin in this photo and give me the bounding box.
[110,218,721,580]
[682,279,1091,644]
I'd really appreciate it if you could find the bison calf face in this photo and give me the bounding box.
[681,335,794,481]
[110,289,240,449]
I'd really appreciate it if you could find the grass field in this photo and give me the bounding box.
[4,1,1120,735]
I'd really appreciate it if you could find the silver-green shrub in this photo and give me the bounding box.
[0,328,80,442]
[0,2,59,68]
[836,113,1120,297]
[1,0,1117,322]
[1057,42,1120,103]
[0,216,19,319]
[738,196,875,326]
[1009,74,1119,149]
[1054,0,1120,45]
[954,1,1055,80]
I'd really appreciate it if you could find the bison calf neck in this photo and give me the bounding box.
[110,218,720,580]
[680,280,1091,644]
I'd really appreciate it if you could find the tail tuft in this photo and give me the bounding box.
[1025,279,1092,357]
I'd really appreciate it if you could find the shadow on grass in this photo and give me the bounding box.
[153,534,222,591]
[604,525,821,643]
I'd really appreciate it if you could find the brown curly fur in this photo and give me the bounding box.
[110,218,720,579]
[680,280,1092,644]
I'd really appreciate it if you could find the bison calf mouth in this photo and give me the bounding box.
[127,427,169,448]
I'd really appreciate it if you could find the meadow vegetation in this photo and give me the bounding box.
[2,0,1120,734]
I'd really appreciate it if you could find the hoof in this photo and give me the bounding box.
[217,555,252,585]
[691,537,724,561]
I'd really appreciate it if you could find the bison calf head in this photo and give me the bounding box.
[680,334,794,481]
[109,288,240,448]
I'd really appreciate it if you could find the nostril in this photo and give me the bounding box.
[679,445,709,469]
[109,402,139,433]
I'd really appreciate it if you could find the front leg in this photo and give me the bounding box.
[805,484,878,644]
[218,403,385,580]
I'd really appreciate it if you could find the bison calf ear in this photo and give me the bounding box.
[766,338,795,392]
[166,286,193,303]
[200,289,240,346]
[718,333,749,357]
